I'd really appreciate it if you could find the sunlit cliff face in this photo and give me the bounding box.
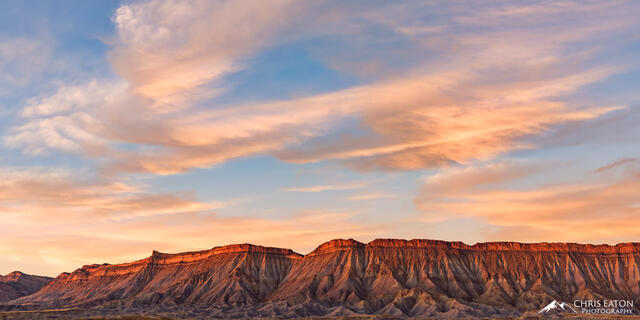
[14,239,640,318]
[1,0,640,276]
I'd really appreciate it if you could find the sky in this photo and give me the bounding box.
[0,0,639,276]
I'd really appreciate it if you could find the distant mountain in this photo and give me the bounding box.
[9,239,640,318]
[0,271,52,303]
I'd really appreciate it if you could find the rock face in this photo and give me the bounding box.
[0,272,52,303]
[11,239,640,318]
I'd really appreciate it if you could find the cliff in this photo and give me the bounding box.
[9,239,640,318]
[0,272,52,303]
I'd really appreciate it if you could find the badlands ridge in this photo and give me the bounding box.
[3,238,640,318]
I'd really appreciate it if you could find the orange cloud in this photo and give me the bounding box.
[0,185,384,275]
[415,158,640,243]
[4,1,634,175]
[8,66,617,175]
[0,167,219,222]
[282,182,366,192]
[276,69,620,170]
[0,168,385,276]
[109,0,296,107]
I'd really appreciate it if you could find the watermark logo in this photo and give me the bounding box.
[574,299,634,315]
[538,299,635,315]
[538,300,577,314]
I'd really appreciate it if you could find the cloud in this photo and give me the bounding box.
[282,182,366,192]
[0,166,385,275]
[108,0,296,106]
[276,69,620,170]
[0,167,220,221]
[3,0,636,176]
[0,37,51,90]
[4,80,127,155]
[0,199,384,276]
[20,80,127,118]
[418,161,541,201]
[5,67,620,174]
[346,192,396,201]
[1,0,639,277]
[595,157,639,173]
[415,158,640,243]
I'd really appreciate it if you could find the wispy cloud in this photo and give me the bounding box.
[594,157,639,173]
[0,37,51,90]
[277,70,621,170]
[0,203,384,276]
[415,158,640,242]
[0,166,221,221]
[108,0,297,106]
[4,68,621,174]
[4,1,635,175]
[282,182,366,192]
[346,192,396,201]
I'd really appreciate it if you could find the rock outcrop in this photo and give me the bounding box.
[0,272,52,303]
[10,239,640,318]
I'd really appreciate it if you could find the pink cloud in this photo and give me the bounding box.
[0,172,384,275]
[415,158,640,243]
[109,0,297,106]
[3,0,635,176]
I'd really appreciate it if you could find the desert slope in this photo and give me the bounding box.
[15,244,301,309]
[10,239,640,318]
[0,272,52,303]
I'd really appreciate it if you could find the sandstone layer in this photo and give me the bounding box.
[9,239,640,318]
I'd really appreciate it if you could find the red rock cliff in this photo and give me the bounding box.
[11,239,640,318]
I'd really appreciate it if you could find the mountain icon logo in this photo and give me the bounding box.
[538,300,578,314]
